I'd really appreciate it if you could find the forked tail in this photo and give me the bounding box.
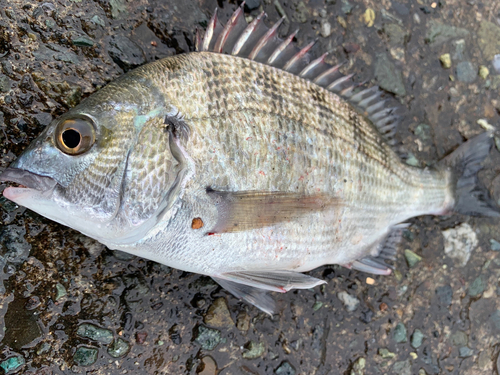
[439,131,500,217]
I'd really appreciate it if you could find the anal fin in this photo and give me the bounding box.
[213,270,326,315]
[349,224,408,276]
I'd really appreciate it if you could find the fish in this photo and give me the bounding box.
[0,4,498,314]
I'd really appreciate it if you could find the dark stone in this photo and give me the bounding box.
[0,74,11,92]
[2,296,43,350]
[73,346,98,366]
[244,0,260,10]
[436,285,453,307]
[33,113,53,127]
[360,309,374,323]
[392,1,409,16]
[275,361,296,375]
[456,61,477,83]
[108,35,146,72]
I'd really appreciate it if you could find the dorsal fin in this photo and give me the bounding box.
[196,5,405,149]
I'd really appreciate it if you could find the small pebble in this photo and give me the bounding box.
[338,291,360,312]
[107,338,130,358]
[479,66,489,79]
[55,283,67,300]
[77,323,114,344]
[363,8,375,27]
[404,249,422,268]
[320,20,332,37]
[242,341,265,359]
[468,276,485,297]
[275,361,296,375]
[73,347,98,366]
[366,277,375,285]
[0,356,25,373]
[350,357,366,375]
[456,61,477,83]
[411,329,424,348]
[459,346,473,358]
[378,348,395,359]
[393,322,407,343]
[490,239,500,251]
[493,54,500,74]
[439,53,451,69]
[195,325,221,351]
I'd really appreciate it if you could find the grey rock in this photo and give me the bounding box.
[384,23,406,45]
[405,153,420,167]
[435,285,453,307]
[392,359,411,375]
[478,350,491,369]
[425,20,470,47]
[490,239,500,251]
[55,283,67,300]
[107,338,130,358]
[72,36,94,47]
[493,54,500,74]
[393,322,407,343]
[77,323,114,344]
[33,113,53,127]
[378,348,395,359]
[110,0,127,19]
[275,361,296,375]
[242,341,265,359]
[452,39,467,61]
[451,331,468,346]
[414,123,431,140]
[91,15,105,27]
[204,297,234,329]
[456,61,477,83]
[244,0,260,10]
[338,291,360,312]
[1,225,31,264]
[459,346,473,358]
[350,357,366,375]
[341,0,354,14]
[442,223,478,267]
[0,74,11,92]
[73,347,98,366]
[478,21,500,61]
[195,325,221,351]
[375,53,406,96]
[490,310,500,330]
[411,329,424,348]
[0,356,25,373]
[404,249,422,268]
[108,35,146,72]
[392,1,409,16]
[468,276,485,297]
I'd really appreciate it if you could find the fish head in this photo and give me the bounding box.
[0,73,186,245]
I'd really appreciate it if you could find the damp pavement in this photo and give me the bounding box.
[1,0,500,374]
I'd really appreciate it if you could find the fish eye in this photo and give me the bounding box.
[55,117,95,155]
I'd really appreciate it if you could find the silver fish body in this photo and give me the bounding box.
[1,7,497,313]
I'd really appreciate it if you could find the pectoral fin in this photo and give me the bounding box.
[213,270,326,315]
[206,189,340,233]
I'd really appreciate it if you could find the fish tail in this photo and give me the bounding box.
[439,131,500,217]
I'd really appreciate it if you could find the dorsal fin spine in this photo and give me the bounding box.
[214,3,245,53]
[202,8,218,52]
[283,39,317,72]
[266,28,297,64]
[249,16,284,61]
[326,73,354,91]
[232,11,266,56]
[299,52,328,77]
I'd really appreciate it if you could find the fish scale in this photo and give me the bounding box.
[1,5,497,314]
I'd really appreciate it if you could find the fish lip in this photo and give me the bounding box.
[0,167,57,192]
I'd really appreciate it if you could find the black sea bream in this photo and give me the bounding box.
[1,5,498,313]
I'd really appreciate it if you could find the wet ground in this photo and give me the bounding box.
[1,0,500,374]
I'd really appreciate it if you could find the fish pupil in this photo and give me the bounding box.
[62,129,81,149]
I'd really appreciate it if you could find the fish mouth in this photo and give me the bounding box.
[0,168,57,192]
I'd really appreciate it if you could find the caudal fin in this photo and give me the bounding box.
[439,132,500,217]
